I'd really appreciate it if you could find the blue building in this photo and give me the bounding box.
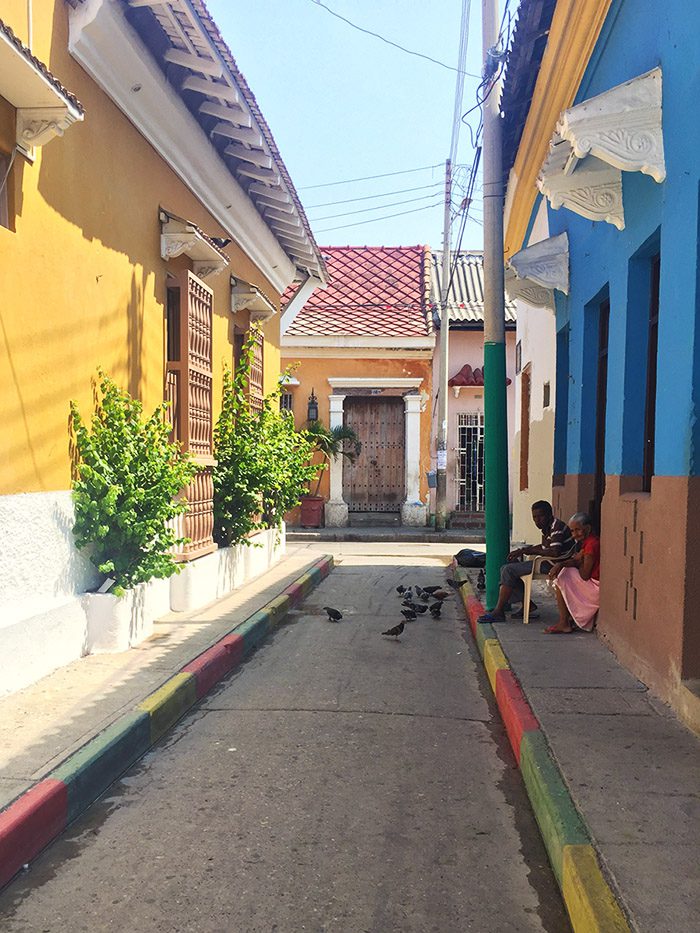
[502,0,700,726]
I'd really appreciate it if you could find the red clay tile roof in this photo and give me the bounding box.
[284,246,430,337]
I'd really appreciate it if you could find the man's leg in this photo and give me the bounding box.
[480,560,532,621]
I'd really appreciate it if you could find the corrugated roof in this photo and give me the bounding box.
[284,245,431,338]
[430,251,517,326]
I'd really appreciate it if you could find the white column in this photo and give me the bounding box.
[325,394,349,527]
[401,393,428,526]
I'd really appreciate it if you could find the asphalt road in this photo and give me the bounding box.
[0,545,570,932]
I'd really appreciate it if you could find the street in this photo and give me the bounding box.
[0,544,569,932]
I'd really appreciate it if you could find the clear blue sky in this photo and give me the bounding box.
[206,0,487,252]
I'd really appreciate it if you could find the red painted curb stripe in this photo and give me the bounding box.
[182,634,245,699]
[0,779,67,889]
[465,595,484,636]
[495,669,540,764]
[284,581,305,605]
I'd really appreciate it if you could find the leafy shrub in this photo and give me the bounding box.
[213,328,319,546]
[70,371,198,595]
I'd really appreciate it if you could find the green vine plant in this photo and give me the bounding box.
[70,370,198,596]
[214,327,320,547]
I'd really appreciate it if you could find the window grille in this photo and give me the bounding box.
[456,412,485,512]
[280,392,293,413]
[249,329,264,414]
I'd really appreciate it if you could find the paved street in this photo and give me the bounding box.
[0,544,569,932]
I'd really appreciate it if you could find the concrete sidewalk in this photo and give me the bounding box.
[287,525,485,543]
[0,547,328,814]
[458,571,700,933]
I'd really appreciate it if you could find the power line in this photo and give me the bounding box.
[299,163,442,191]
[314,201,442,234]
[306,181,442,209]
[308,0,482,78]
[449,0,473,165]
[310,192,443,223]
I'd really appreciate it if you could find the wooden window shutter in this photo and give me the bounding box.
[165,271,215,560]
[249,328,264,414]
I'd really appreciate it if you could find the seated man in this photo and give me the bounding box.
[478,500,574,623]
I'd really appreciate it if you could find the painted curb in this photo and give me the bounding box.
[454,567,630,932]
[0,554,334,893]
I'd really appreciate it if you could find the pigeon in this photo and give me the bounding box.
[429,602,442,618]
[421,586,443,595]
[323,606,343,622]
[396,585,407,595]
[430,590,450,601]
[446,578,468,590]
[477,569,486,591]
[382,622,404,638]
[402,598,417,609]
[210,236,232,249]
[413,603,428,614]
[401,608,417,621]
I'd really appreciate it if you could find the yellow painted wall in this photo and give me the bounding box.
[280,353,433,504]
[0,0,283,495]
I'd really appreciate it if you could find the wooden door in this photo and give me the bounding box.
[343,397,405,512]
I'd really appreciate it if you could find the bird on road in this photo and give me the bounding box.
[402,598,416,609]
[421,585,443,595]
[477,569,486,591]
[429,602,442,618]
[446,579,468,590]
[413,603,428,614]
[396,585,406,594]
[382,622,404,638]
[431,590,450,601]
[323,606,343,622]
[401,608,417,621]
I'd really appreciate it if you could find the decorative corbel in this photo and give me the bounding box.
[505,268,555,310]
[16,107,80,148]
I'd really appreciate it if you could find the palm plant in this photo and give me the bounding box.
[305,420,362,497]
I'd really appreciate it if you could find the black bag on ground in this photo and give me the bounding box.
[454,548,486,568]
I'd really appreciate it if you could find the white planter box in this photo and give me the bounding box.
[84,578,170,654]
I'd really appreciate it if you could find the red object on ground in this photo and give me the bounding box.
[0,778,67,889]
[300,495,325,527]
[495,669,540,763]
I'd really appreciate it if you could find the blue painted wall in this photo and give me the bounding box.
[546,0,700,477]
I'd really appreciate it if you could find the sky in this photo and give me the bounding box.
[205,0,488,253]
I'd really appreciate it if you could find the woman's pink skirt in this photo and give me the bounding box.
[555,568,599,631]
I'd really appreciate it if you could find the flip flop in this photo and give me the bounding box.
[477,611,506,624]
[543,624,574,634]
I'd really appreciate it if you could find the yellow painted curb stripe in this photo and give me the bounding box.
[562,845,630,932]
[138,672,197,744]
[483,639,509,694]
[265,594,291,626]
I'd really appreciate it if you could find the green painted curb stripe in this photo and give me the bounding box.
[51,711,151,824]
[520,731,589,885]
[138,672,198,744]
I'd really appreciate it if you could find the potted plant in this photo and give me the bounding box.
[300,421,362,528]
[70,371,197,652]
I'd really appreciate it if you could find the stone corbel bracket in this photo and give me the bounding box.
[506,232,569,309]
[558,67,665,183]
[538,135,625,230]
[17,106,81,148]
[160,212,229,279]
[230,277,277,319]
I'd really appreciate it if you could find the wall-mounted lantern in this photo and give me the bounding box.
[307,389,319,422]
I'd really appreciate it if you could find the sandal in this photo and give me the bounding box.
[477,611,506,624]
[543,624,574,634]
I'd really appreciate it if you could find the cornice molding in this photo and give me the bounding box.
[504,0,614,258]
[68,0,294,293]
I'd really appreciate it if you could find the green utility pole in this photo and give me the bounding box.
[482,0,510,608]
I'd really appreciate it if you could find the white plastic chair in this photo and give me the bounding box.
[520,546,577,624]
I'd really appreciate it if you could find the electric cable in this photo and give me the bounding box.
[299,163,442,190]
[308,0,482,78]
[310,191,444,223]
[305,181,442,209]
[314,201,443,234]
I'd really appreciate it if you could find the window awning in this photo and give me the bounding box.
[538,68,664,230]
[160,211,229,279]
[505,233,569,309]
[0,19,84,148]
[231,277,277,320]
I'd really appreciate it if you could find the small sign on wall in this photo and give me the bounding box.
[437,449,447,470]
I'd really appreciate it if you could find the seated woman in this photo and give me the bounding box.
[544,512,600,634]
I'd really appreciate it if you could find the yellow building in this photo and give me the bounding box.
[0,0,325,692]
